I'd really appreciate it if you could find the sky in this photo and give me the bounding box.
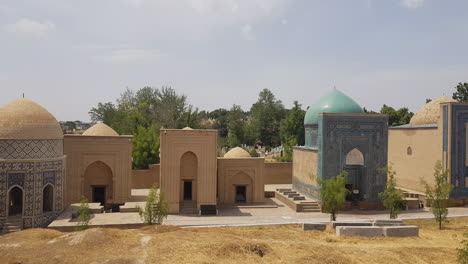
[0,0,467,121]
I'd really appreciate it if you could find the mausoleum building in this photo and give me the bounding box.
[0,99,66,229]
[293,89,389,207]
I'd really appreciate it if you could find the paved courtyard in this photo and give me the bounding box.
[48,197,468,230]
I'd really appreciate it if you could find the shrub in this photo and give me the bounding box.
[249,148,259,157]
[138,184,169,225]
[458,233,468,264]
[378,165,404,219]
[318,171,350,221]
[76,197,91,231]
[423,161,454,230]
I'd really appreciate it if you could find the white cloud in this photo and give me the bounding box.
[281,19,288,25]
[401,0,425,9]
[94,48,167,63]
[4,18,56,36]
[121,0,289,24]
[241,23,255,40]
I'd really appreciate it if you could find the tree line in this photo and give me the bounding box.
[89,82,468,169]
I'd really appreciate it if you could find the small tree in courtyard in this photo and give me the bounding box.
[378,165,404,219]
[423,161,454,230]
[458,233,468,264]
[138,184,169,225]
[76,197,91,231]
[319,171,350,221]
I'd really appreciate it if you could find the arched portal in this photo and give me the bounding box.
[84,161,113,206]
[228,171,253,204]
[43,184,54,212]
[8,186,23,217]
[180,151,198,201]
[344,148,366,201]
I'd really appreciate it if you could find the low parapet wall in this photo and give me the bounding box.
[264,162,292,184]
[131,164,160,189]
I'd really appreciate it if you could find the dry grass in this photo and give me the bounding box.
[1,217,467,264]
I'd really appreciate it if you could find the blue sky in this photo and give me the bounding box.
[0,0,467,121]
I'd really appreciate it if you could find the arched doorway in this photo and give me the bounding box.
[344,148,365,201]
[84,161,113,206]
[180,152,198,201]
[229,172,253,204]
[43,184,54,212]
[8,186,23,217]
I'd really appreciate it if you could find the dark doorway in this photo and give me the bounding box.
[93,187,106,205]
[235,186,247,203]
[43,185,54,212]
[183,181,192,201]
[8,187,23,217]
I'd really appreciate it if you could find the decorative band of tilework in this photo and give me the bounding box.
[0,139,63,159]
[292,179,320,200]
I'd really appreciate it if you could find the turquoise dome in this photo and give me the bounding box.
[304,89,364,125]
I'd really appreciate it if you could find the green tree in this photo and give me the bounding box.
[275,136,296,162]
[363,107,378,114]
[210,108,229,139]
[250,89,286,148]
[226,105,246,147]
[249,148,259,157]
[64,121,76,130]
[132,125,160,169]
[458,233,468,264]
[280,101,305,146]
[380,104,414,126]
[89,102,119,126]
[76,197,91,231]
[180,105,202,129]
[378,165,404,219]
[154,86,189,129]
[138,184,169,225]
[453,82,468,102]
[423,161,454,230]
[318,171,350,221]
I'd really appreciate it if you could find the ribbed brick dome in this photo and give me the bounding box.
[0,98,63,140]
[224,147,251,158]
[410,96,457,126]
[82,123,119,136]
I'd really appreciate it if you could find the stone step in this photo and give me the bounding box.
[288,193,300,198]
[4,227,21,232]
[302,205,320,209]
[1,218,23,235]
[4,224,22,228]
[302,209,321,212]
[293,196,306,201]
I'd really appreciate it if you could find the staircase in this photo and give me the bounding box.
[1,218,23,235]
[300,201,321,212]
[276,189,321,213]
[179,201,198,215]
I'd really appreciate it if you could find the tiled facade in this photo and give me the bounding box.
[0,138,65,230]
[0,139,63,160]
